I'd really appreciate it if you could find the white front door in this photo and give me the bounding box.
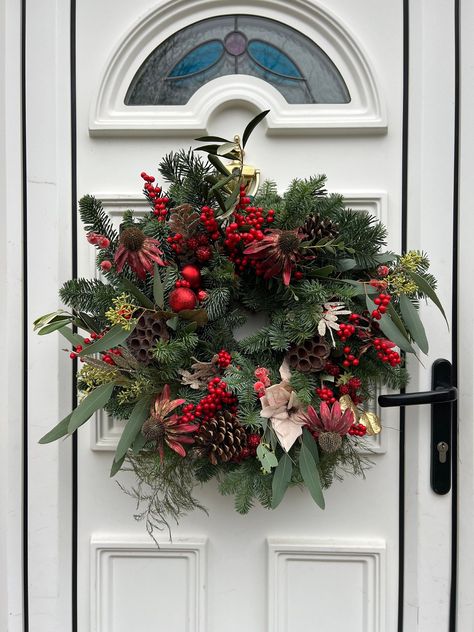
[20,1,461,631]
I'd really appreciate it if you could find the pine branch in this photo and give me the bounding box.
[277,175,328,229]
[158,149,213,207]
[59,278,117,317]
[79,195,118,243]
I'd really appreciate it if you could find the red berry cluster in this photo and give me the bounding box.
[371,293,391,319]
[217,349,232,369]
[183,378,238,424]
[316,386,336,404]
[245,432,261,457]
[337,323,356,342]
[175,279,191,289]
[167,233,184,254]
[140,172,169,220]
[373,338,401,366]
[68,332,122,366]
[338,377,363,404]
[87,232,110,249]
[349,422,367,437]
[223,186,275,273]
[200,206,220,241]
[177,403,196,425]
[324,362,341,377]
[342,345,360,368]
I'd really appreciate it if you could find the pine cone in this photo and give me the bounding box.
[127,310,169,365]
[318,431,342,453]
[286,335,330,373]
[301,214,339,242]
[195,411,247,465]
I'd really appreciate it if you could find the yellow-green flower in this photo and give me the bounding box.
[105,293,137,330]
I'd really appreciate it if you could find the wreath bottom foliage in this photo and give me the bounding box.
[35,114,443,537]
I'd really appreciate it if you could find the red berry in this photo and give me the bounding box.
[100,260,112,272]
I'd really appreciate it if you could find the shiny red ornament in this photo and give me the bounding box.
[169,288,197,312]
[181,264,201,288]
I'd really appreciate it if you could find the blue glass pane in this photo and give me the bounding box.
[247,41,302,79]
[168,41,223,78]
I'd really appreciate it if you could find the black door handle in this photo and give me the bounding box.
[378,386,457,407]
[377,359,456,495]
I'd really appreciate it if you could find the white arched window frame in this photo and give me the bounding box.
[89,0,387,136]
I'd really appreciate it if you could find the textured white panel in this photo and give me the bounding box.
[91,536,207,632]
[268,539,385,632]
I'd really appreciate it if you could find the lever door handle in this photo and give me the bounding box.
[378,386,457,408]
[377,359,456,495]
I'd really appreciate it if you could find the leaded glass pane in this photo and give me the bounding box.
[125,15,350,106]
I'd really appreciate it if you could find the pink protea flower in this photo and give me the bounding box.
[142,385,199,460]
[114,227,165,280]
[243,229,303,285]
[303,401,354,453]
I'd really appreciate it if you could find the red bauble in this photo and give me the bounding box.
[181,264,201,288]
[169,288,197,312]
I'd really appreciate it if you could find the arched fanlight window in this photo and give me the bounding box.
[125,15,350,106]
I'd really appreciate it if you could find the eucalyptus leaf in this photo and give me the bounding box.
[195,135,231,143]
[38,318,73,335]
[399,294,429,354]
[307,265,334,278]
[256,443,278,473]
[406,270,448,325]
[336,258,357,272]
[386,302,410,339]
[224,183,240,212]
[131,432,148,454]
[78,324,134,358]
[120,278,154,309]
[166,316,179,330]
[114,396,152,462]
[59,327,85,347]
[242,109,270,147]
[302,427,320,464]
[340,280,378,295]
[110,455,125,478]
[78,312,101,333]
[39,412,72,444]
[33,310,70,331]
[299,442,325,509]
[68,382,115,433]
[178,308,208,326]
[153,265,164,309]
[366,296,415,353]
[217,141,239,156]
[207,153,231,177]
[271,452,293,509]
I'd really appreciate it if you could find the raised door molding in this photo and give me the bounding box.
[89,0,387,135]
[91,536,207,632]
[267,538,386,632]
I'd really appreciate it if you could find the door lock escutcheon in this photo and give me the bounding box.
[378,359,457,495]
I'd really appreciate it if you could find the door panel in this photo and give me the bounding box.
[70,1,453,631]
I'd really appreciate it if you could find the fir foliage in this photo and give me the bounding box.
[79,195,118,244]
[59,278,117,318]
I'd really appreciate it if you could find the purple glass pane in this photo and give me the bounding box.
[224,31,247,56]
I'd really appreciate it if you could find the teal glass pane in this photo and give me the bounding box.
[169,41,224,78]
[247,41,302,79]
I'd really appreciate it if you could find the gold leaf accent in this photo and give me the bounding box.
[339,394,381,435]
[359,411,382,436]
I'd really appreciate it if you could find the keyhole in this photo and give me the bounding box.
[437,441,449,463]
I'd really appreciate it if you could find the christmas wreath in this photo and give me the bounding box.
[35,112,445,535]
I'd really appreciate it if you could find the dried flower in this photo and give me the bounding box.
[142,385,198,460]
[244,229,303,285]
[318,302,351,343]
[259,361,306,451]
[303,401,354,453]
[114,227,165,280]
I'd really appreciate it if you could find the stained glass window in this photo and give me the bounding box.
[125,15,350,106]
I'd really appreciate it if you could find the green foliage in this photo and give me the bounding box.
[153,332,199,367]
[79,195,118,243]
[158,149,213,207]
[203,287,231,321]
[218,459,272,514]
[59,278,117,319]
[331,208,388,268]
[277,175,328,228]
